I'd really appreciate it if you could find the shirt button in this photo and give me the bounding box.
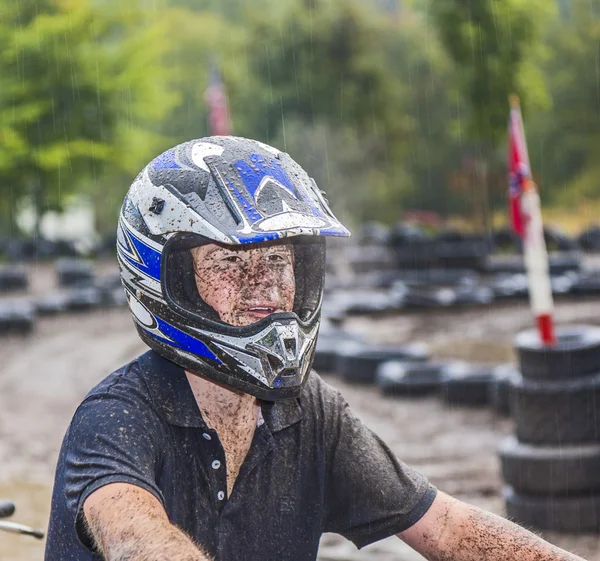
[212,460,221,470]
[202,433,211,440]
[217,491,225,501]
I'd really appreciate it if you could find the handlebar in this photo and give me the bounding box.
[0,501,15,519]
[0,521,45,539]
[0,500,45,539]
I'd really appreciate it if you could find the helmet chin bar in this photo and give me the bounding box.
[191,315,319,390]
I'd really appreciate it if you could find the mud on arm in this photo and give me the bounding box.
[398,491,587,561]
[83,483,212,561]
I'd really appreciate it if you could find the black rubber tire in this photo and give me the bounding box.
[56,258,94,287]
[435,238,491,260]
[572,270,600,295]
[101,287,127,308]
[488,273,528,300]
[35,293,70,316]
[0,266,28,291]
[510,372,600,445]
[313,335,364,374]
[357,221,389,246]
[388,268,479,287]
[66,287,102,311]
[439,363,496,407]
[0,302,35,335]
[578,227,600,252]
[376,361,447,397]
[485,252,581,275]
[401,285,457,308]
[343,289,402,316]
[504,487,600,533]
[516,325,600,381]
[499,435,600,496]
[454,284,495,307]
[489,364,518,415]
[337,343,429,384]
[0,500,15,519]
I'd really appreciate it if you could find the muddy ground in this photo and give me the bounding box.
[2,262,600,560]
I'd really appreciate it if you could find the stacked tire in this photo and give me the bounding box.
[500,325,600,533]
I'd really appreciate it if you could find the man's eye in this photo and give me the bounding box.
[221,255,242,264]
[267,253,287,263]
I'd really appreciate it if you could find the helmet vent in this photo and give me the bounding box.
[267,353,284,374]
[284,338,297,357]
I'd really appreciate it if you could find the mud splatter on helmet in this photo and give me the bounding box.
[117,136,349,400]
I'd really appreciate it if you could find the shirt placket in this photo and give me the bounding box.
[199,428,228,508]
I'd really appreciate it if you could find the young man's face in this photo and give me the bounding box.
[191,241,296,327]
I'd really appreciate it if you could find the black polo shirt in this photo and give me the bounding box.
[45,350,436,561]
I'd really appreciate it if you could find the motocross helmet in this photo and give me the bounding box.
[117,136,350,400]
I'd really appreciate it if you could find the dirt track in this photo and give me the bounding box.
[2,263,600,560]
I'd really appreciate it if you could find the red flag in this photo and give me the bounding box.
[508,99,532,237]
[205,65,232,136]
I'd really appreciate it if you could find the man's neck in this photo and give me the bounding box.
[184,371,259,433]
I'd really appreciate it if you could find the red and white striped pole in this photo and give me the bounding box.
[509,95,556,346]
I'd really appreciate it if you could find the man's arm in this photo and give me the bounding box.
[398,491,586,561]
[83,483,212,561]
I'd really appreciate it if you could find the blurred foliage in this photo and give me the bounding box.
[0,0,177,235]
[1,0,600,237]
[430,0,552,147]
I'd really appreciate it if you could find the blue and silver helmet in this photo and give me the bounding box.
[117,136,350,400]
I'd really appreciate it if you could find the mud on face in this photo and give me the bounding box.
[190,241,296,327]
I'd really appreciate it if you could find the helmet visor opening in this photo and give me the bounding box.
[163,234,325,331]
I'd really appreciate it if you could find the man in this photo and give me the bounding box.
[45,137,585,560]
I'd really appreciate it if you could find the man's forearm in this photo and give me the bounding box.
[84,484,212,561]
[87,509,211,561]
[433,499,585,561]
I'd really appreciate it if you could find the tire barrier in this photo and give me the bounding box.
[439,363,496,407]
[1,237,80,261]
[515,325,600,381]
[578,227,600,252]
[56,258,94,287]
[501,324,600,534]
[393,282,458,309]
[337,343,429,384]
[488,364,517,416]
[35,293,71,316]
[66,286,103,311]
[504,487,600,533]
[346,245,397,274]
[499,436,600,496]
[484,251,582,275]
[0,266,28,292]
[572,270,600,295]
[376,361,449,397]
[357,221,389,246]
[0,301,35,335]
[510,372,600,445]
[313,322,365,374]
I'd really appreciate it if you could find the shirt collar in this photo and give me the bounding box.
[136,350,303,432]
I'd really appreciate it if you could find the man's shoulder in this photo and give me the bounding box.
[299,370,346,419]
[84,354,148,402]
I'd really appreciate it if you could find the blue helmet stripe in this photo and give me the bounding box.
[154,316,221,363]
[124,232,162,281]
[235,154,296,198]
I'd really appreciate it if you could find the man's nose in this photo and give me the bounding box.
[244,258,278,288]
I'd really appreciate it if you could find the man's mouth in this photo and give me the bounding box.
[243,305,279,318]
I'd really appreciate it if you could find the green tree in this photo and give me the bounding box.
[0,0,178,236]
[528,0,600,208]
[240,0,416,222]
[428,0,552,225]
